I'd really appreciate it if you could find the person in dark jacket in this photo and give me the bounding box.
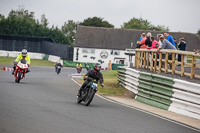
[145,32,152,47]
[177,38,186,62]
[77,63,104,97]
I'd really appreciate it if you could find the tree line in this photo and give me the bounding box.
[0,7,199,46]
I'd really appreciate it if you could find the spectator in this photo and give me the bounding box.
[148,36,159,49]
[139,33,145,41]
[139,33,147,49]
[157,34,163,48]
[164,32,176,47]
[145,32,152,47]
[173,38,177,48]
[177,38,186,62]
[157,35,177,69]
[109,60,112,70]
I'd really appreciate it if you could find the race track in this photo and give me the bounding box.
[0,66,199,133]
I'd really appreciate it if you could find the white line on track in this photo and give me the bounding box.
[69,74,200,132]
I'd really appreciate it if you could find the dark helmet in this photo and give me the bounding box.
[94,63,101,72]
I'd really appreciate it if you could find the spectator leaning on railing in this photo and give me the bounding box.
[157,35,177,69]
[157,34,163,48]
[147,36,159,49]
[145,32,152,47]
[139,33,145,41]
[164,32,176,47]
[138,33,147,49]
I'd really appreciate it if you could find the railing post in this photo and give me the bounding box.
[181,54,184,76]
[150,52,154,71]
[190,56,195,79]
[137,51,140,68]
[135,51,137,68]
[154,52,158,72]
[143,51,146,68]
[165,53,168,73]
[172,53,175,74]
[140,52,143,68]
[147,52,150,69]
[158,52,162,73]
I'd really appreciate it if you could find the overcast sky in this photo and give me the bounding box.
[0,0,200,33]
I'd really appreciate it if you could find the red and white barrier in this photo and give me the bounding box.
[3,67,13,72]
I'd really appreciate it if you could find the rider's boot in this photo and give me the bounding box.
[12,66,16,75]
[26,69,30,73]
[77,89,82,98]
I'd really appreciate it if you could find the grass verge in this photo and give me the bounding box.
[76,70,128,97]
[0,57,55,67]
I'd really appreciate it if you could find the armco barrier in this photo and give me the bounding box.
[8,51,20,57]
[48,55,61,63]
[0,50,8,57]
[118,66,200,120]
[28,52,45,60]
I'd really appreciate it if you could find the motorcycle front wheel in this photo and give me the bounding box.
[17,71,22,83]
[77,88,89,104]
[85,88,96,106]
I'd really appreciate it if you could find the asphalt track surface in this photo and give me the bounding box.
[0,66,199,133]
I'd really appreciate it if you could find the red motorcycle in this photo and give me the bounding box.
[76,66,82,73]
[14,59,28,83]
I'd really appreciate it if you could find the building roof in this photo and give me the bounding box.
[75,26,200,51]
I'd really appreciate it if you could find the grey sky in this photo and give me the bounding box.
[0,0,200,33]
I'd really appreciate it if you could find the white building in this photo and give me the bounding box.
[74,26,137,69]
[73,47,132,69]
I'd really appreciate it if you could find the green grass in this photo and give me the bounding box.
[187,56,200,63]
[187,55,200,59]
[77,70,126,96]
[0,57,55,67]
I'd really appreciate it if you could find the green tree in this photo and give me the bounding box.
[61,20,79,46]
[80,17,114,28]
[121,17,169,32]
[197,29,200,37]
[0,6,71,45]
[41,14,48,28]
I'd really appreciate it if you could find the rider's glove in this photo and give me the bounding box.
[101,83,104,87]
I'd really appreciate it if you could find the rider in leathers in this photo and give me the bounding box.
[77,63,104,97]
[12,49,30,74]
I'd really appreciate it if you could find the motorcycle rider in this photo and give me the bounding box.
[76,63,82,69]
[85,63,90,71]
[55,62,63,72]
[77,63,104,97]
[12,49,31,75]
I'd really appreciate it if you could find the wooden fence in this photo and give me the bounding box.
[134,49,200,79]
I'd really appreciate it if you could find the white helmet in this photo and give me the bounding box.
[22,49,27,56]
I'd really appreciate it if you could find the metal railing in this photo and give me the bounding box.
[134,49,200,79]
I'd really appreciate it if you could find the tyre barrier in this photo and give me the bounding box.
[118,66,200,120]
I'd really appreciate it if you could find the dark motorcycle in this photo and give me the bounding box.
[56,66,61,75]
[77,78,98,106]
[14,59,28,83]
